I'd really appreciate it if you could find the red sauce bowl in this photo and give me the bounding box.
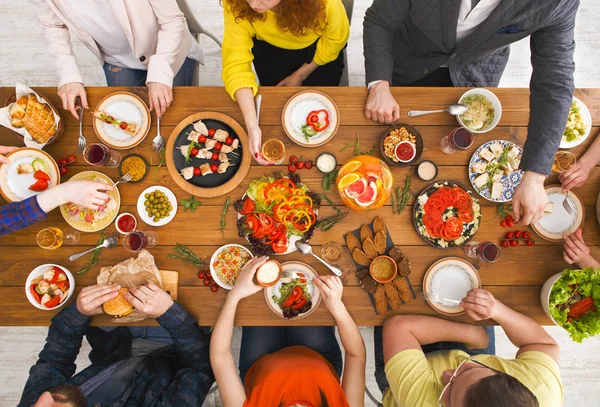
[395,141,417,163]
[115,213,137,234]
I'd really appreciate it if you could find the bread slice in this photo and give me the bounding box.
[373,216,386,234]
[362,237,378,260]
[374,284,388,314]
[374,231,387,255]
[392,276,413,304]
[352,248,371,267]
[360,224,373,243]
[346,233,361,253]
[384,282,402,310]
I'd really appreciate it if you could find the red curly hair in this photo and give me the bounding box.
[223,0,326,36]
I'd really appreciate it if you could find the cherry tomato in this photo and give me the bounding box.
[505,232,514,239]
[120,122,128,130]
[225,137,234,146]
[288,164,297,172]
[511,240,519,247]
[505,215,513,222]
[211,152,220,161]
[500,220,507,228]
[65,155,76,164]
[203,278,211,286]
[289,155,298,164]
[296,161,305,169]
[59,166,68,175]
[199,135,207,144]
[57,158,68,167]
[526,239,535,246]
[191,147,199,156]
[210,163,219,173]
[211,285,219,292]
[523,231,531,239]
[197,272,205,279]
[214,142,223,151]
[501,240,510,248]
[515,231,522,239]
[304,160,313,169]
[208,129,216,137]
[506,219,515,228]
[193,167,201,177]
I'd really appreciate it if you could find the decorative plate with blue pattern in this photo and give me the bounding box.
[468,140,523,203]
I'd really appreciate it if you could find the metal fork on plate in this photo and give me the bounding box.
[562,190,574,215]
[113,173,133,187]
[419,292,461,305]
[75,96,87,154]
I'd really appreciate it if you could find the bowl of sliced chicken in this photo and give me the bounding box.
[25,264,74,310]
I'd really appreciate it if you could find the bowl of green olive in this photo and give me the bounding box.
[136,186,178,226]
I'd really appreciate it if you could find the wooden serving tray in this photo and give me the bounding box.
[160,269,179,300]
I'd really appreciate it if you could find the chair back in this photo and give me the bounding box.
[176,0,202,34]
[342,0,354,22]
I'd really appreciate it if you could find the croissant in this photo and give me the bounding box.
[9,94,57,144]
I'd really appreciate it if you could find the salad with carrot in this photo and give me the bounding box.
[235,172,320,256]
[273,274,313,319]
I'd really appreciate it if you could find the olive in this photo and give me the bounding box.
[144,193,149,199]
[144,201,150,207]
[153,217,160,222]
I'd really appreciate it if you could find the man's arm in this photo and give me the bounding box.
[0,196,48,237]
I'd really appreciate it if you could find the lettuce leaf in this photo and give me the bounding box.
[246,175,276,201]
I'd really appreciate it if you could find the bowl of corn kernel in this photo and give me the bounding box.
[379,124,423,166]
[119,154,148,183]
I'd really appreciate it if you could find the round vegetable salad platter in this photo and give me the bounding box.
[265,261,321,319]
[413,181,481,248]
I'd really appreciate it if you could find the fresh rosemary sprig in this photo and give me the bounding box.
[168,243,207,267]
[395,175,412,215]
[77,232,106,275]
[220,197,230,233]
[316,193,349,231]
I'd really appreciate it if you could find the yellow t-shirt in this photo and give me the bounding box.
[222,0,350,99]
[383,349,563,407]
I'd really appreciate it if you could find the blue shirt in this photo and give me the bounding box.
[0,196,48,236]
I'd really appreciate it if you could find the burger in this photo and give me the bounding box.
[103,288,134,317]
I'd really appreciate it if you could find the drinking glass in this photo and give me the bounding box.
[123,231,159,252]
[36,227,63,250]
[83,143,122,167]
[321,241,357,275]
[464,241,502,263]
[441,128,474,155]
[261,138,286,164]
[552,151,576,173]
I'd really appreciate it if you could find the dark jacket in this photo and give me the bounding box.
[364,0,579,174]
[18,302,214,407]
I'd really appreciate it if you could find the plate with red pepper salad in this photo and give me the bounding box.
[235,172,320,256]
[265,261,321,319]
[281,90,339,147]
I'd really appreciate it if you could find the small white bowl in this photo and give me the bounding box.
[210,244,254,290]
[115,212,137,234]
[25,264,75,311]
[394,141,417,163]
[540,272,563,326]
[457,88,502,134]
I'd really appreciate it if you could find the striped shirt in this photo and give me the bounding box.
[0,196,48,236]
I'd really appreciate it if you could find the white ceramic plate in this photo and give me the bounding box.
[25,264,75,311]
[423,257,481,316]
[282,90,339,147]
[0,148,60,202]
[559,97,592,149]
[210,244,253,290]
[533,186,584,241]
[137,186,178,227]
[457,88,502,133]
[93,92,151,150]
[265,261,321,320]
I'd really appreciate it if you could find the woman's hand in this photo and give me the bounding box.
[124,283,174,319]
[57,82,88,119]
[0,145,18,164]
[76,284,121,316]
[248,126,271,165]
[230,257,268,301]
[148,82,173,117]
[276,72,304,87]
[559,160,593,192]
[461,289,502,322]
[58,180,114,210]
[313,275,345,316]
[563,228,600,268]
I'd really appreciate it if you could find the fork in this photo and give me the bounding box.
[562,190,574,215]
[113,173,133,187]
[75,96,87,154]
[419,292,461,305]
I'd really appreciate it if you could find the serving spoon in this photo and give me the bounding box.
[295,241,342,276]
[408,103,468,117]
[68,236,118,262]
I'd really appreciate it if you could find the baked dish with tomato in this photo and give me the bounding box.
[414,181,481,248]
[235,172,320,256]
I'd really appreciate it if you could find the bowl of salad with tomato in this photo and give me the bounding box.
[235,172,320,256]
[264,261,321,319]
[25,264,74,310]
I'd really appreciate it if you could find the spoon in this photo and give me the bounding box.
[151,116,164,152]
[295,241,342,277]
[68,236,118,262]
[408,104,468,117]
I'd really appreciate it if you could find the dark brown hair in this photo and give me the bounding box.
[50,385,87,407]
[223,0,326,36]
[464,372,539,407]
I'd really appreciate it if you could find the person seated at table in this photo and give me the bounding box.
[222,0,350,164]
[375,288,562,407]
[363,0,579,227]
[559,133,600,192]
[32,0,203,119]
[19,283,214,407]
[210,257,366,406]
[563,227,600,269]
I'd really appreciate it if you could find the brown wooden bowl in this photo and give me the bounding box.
[369,255,398,284]
[256,260,283,287]
[379,123,423,167]
[2,91,64,146]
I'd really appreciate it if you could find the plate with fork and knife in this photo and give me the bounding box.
[532,185,585,242]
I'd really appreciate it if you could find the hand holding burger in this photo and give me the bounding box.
[76,284,121,316]
[123,283,174,318]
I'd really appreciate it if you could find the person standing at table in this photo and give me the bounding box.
[363,0,579,226]
[222,0,350,164]
[19,283,214,407]
[32,0,204,119]
[210,257,366,406]
[376,288,562,407]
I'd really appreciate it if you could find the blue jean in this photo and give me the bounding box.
[100,326,174,345]
[373,325,496,393]
[102,57,196,86]
[239,326,343,382]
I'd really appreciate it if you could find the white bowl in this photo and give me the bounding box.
[540,272,563,325]
[210,244,254,290]
[115,212,137,234]
[394,141,417,163]
[457,88,502,134]
[25,264,75,310]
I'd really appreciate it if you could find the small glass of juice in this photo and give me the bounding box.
[261,138,286,164]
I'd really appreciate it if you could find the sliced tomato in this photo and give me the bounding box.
[442,217,463,241]
[454,187,473,211]
[424,197,446,214]
[255,213,275,239]
[29,179,49,192]
[291,297,307,309]
[426,222,444,238]
[422,209,442,228]
[43,295,61,308]
[30,284,42,304]
[272,235,288,254]
[282,286,302,307]
[246,214,260,234]
[84,212,95,223]
[458,210,474,223]
[267,224,287,244]
[239,198,256,215]
[33,170,50,181]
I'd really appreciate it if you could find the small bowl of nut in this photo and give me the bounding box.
[379,124,423,166]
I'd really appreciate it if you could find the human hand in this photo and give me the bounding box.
[248,126,271,165]
[512,171,548,225]
[460,289,502,322]
[313,275,345,315]
[0,145,18,164]
[365,81,400,125]
[276,72,304,87]
[57,180,114,210]
[559,160,593,192]
[57,82,88,120]
[148,82,173,117]
[230,256,268,301]
[124,283,174,319]
[563,228,600,268]
[76,284,121,316]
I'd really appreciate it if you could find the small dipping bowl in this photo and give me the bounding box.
[394,141,417,163]
[417,160,439,181]
[115,212,137,235]
[369,255,398,284]
[118,153,149,183]
[256,260,283,287]
[316,152,338,174]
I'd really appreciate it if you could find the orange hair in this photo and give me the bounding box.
[223,0,326,36]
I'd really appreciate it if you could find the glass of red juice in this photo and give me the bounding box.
[84,143,122,167]
[441,128,474,154]
[123,231,158,252]
[464,241,502,263]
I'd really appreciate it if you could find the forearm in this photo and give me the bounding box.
[294,62,319,81]
[210,294,239,359]
[579,135,600,169]
[0,196,48,236]
[400,316,488,347]
[235,88,258,132]
[494,301,557,348]
[332,306,365,360]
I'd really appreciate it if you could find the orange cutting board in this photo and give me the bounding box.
[160,270,179,300]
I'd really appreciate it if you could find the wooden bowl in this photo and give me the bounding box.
[118,154,149,183]
[2,91,64,145]
[379,123,423,167]
[256,260,283,287]
[369,255,398,284]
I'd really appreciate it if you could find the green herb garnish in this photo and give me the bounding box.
[393,175,411,215]
[220,197,230,233]
[181,196,202,212]
[316,193,349,231]
[77,232,106,275]
[485,203,513,224]
[168,243,209,272]
[321,169,339,191]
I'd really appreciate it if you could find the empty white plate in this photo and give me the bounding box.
[533,186,584,242]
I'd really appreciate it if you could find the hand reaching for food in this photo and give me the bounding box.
[37,180,114,213]
[230,256,268,301]
[559,160,593,192]
[57,82,88,120]
[148,82,173,118]
[511,171,548,225]
[314,275,345,315]
[563,228,600,269]
[124,283,174,319]
[76,284,121,316]
[0,145,18,164]
[460,288,501,322]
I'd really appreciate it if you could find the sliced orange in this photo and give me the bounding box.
[337,172,361,190]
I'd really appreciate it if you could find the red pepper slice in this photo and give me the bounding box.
[30,284,42,304]
[568,297,596,319]
[49,266,64,284]
[43,295,61,308]
[291,296,307,309]
[282,286,303,307]
[306,109,330,132]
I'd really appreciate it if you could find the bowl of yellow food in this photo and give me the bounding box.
[119,154,148,183]
[457,89,502,133]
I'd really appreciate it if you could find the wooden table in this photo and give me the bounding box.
[1,87,599,327]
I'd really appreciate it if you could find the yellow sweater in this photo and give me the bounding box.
[222,0,350,100]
